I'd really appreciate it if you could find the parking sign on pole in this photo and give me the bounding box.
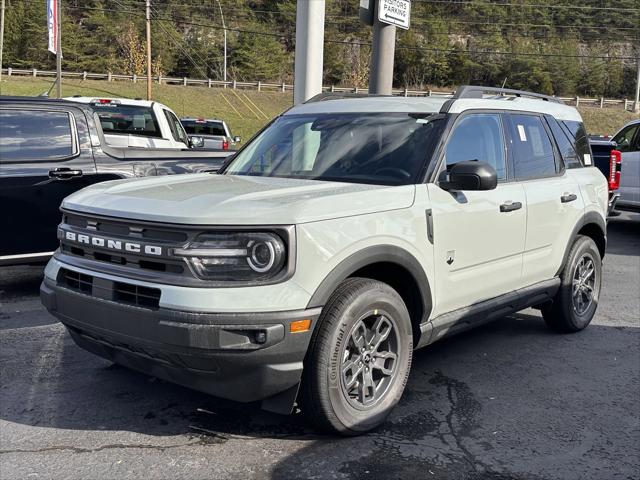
[377,0,411,30]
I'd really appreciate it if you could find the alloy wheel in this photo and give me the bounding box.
[572,254,596,316]
[340,311,399,409]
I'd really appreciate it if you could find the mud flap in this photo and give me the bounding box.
[261,383,300,415]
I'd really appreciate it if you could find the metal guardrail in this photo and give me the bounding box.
[0,67,636,111]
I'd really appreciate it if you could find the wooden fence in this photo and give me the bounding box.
[1,67,637,111]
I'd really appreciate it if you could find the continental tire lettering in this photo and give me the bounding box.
[329,322,347,385]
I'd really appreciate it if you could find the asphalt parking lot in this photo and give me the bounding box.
[1,214,638,480]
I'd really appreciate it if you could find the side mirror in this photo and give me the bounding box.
[439,160,498,191]
[190,136,204,148]
[233,136,241,143]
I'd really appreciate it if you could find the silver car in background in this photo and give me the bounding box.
[181,117,241,151]
[611,119,640,212]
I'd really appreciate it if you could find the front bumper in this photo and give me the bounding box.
[41,278,320,412]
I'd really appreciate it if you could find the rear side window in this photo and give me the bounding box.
[0,109,75,162]
[545,116,580,169]
[92,104,161,138]
[182,120,226,136]
[561,120,592,165]
[507,114,557,179]
[445,113,507,180]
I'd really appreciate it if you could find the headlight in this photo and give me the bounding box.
[173,232,287,282]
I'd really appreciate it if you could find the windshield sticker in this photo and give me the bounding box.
[517,124,527,142]
[584,154,592,165]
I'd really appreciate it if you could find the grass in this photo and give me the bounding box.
[0,76,293,140]
[1,76,638,138]
[578,107,639,136]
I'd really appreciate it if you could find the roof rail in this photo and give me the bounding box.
[440,85,564,113]
[304,92,390,103]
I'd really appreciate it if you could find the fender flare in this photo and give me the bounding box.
[306,245,433,324]
[556,211,607,276]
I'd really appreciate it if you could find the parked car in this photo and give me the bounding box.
[180,117,241,150]
[610,120,640,213]
[589,119,640,214]
[65,97,191,150]
[41,86,608,435]
[0,96,233,265]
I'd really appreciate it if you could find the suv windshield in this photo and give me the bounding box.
[91,104,161,138]
[225,113,444,185]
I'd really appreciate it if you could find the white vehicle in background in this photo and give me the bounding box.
[65,97,191,150]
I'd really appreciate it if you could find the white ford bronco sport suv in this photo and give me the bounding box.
[41,86,608,435]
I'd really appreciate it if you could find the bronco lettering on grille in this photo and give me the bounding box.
[62,230,163,256]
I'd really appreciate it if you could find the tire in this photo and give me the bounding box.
[542,235,602,333]
[301,278,413,435]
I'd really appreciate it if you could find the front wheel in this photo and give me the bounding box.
[543,235,602,333]
[301,278,413,435]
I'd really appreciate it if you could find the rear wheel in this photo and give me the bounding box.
[543,235,602,333]
[302,278,412,435]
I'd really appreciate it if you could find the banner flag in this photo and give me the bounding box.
[47,0,58,54]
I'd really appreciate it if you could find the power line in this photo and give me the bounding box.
[121,0,640,14]
[51,1,639,41]
[412,0,640,12]
[325,38,638,60]
[17,1,638,62]
[60,3,639,60]
[149,6,218,78]
[24,0,640,21]
[407,18,639,31]
[111,0,219,79]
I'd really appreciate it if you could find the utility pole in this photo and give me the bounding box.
[362,1,410,95]
[293,0,325,104]
[634,57,639,113]
[56,0,62,98]
[0,0,5,86]
[369,17,396,95]
[145,0,152,100]
[216,0,227,84]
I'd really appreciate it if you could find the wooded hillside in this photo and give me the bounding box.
[2,0,638,97]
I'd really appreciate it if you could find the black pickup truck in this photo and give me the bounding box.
[0,96,233,265]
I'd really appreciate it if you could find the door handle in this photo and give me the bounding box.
[500,201,522,213]
[561,193,577,203]
[49,168,83,180]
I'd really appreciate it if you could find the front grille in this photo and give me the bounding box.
[57,268,161,309]
[59,212,188,277]
[64,214,188,243]
[113,281,161,309]
[59,268,93,294]
[60,244,184,274]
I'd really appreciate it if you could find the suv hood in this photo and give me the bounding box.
[62,174,416,225]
